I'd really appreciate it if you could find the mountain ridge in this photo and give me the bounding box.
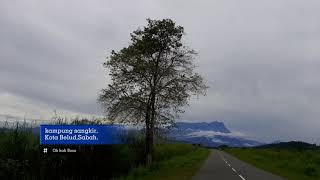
[170,121,263,147]
[174,121,231,133]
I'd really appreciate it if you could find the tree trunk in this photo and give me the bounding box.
[145,91,156,166]
[145,101,152,166]
[146,54,160,166]
[145,121,153,166]
[145,132,153,165]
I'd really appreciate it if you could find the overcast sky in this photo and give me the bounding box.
[1,0,319,143]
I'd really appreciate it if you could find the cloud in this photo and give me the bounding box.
[0,0,320,143]
[188,130,247,139]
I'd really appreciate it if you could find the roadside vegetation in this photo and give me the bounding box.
[119,144,209,180]
[0,121,208,180]
[224,142,320,180]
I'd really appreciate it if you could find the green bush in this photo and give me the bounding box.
[304,166,317,177]
[0,127,148,179]
[0,125,205,180]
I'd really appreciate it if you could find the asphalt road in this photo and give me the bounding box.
[193,150,283,180]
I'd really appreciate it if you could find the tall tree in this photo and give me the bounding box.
[99,19,208,165]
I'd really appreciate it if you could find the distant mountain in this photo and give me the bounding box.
[174,122,230,133]
[256,141,319,150]
[169,121,263,147]
[270,140,282,144]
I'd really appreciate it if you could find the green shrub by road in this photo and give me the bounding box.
[119,144,210,180]
[225,148,320,180]
[0,126,209,179]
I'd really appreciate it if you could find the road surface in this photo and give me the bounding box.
[193,150,283,180]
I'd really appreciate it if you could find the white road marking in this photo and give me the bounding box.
[239,174,246,180]
[219,151,246,180]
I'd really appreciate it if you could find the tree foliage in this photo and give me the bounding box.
[99,18,207,126]
[99,18,208,164]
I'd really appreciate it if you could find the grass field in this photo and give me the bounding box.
[118,144,210,180]
[225,148,320,180]
[0,127,209,179]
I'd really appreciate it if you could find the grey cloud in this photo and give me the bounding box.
[1,0,320,143]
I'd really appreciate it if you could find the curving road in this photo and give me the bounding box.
[193,150,283,180]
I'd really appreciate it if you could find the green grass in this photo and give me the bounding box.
[225,148,320,180]
[0,127,209,179]
[118,143,210,180]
